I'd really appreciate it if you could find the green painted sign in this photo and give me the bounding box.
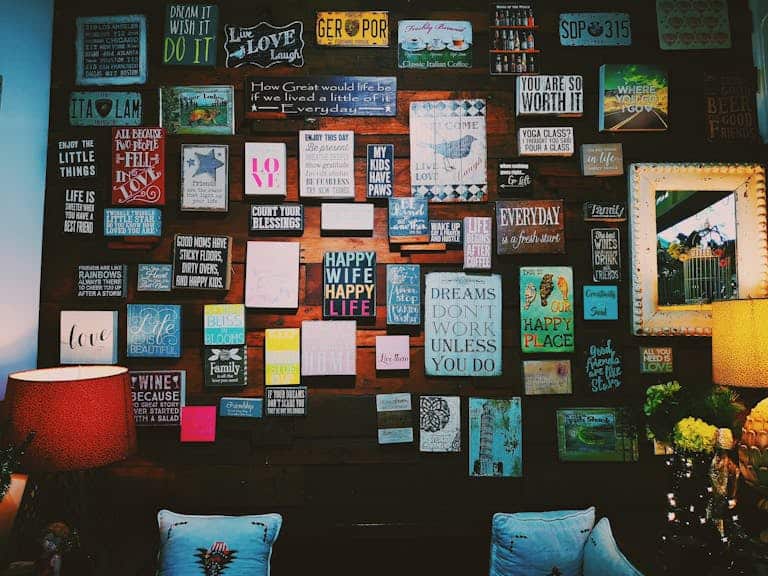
[520,266,574,353]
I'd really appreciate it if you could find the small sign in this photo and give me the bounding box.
[704,73,759,144]
[518,127,574,156]
[247,76,396,118]
[69,91,142,127]
[112,127,165,206]
[266,386,308,416]
[523,360,572,396]
[316,11,389,47]
[640,347,673,374]
[160,85,235,135]
[599,64,669,132]
[181,406,216,442]
[163,4,218,65]
[323,251,376,319]
[224,22,304,68]
[104,208,162,237]
[321,203,374,234]
[76,15,147,85]
[387,264,421,326]
[469,398,522,477]
[64,188,97,236]
[301,320,356,376]
[60,310,118,365]
[559,12,631,47]
[583,201,626,222]
[77,265,127,298]
[300,130,354,198]
[204,304,245,346]
[367,144,394,198]
[173,234,232,291]
[497,161,533,194]
[583,285,618,321]
[250,204,304,234]
[377,393,413,444]
[580,144,623,177]
[420,396,461,453]
[590,228,621,282]
[376,336,410,371]
[520,266,574,353]
[265,328,300,386]
[56,138,97,179]
[463,216,492,270]
[585,337,623,394]
[219,397,263,418]
[516,75,583,116]
[245,241,300,309]
[245,142,286,197]
[130,370,185,427]
[388,197,429,243]
[137,264,173,292]
[657,0,730,50]
[127,304,182,358]
[496,200,564,255]
[489,2,539,76]
[181,144,228,212]
[557,408,638,462]
[204,345,247,388]
[398,20,472,69]
[430,220,462,245]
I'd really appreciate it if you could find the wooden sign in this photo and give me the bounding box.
[420,396,460,453]
[590,228,621,282]
[77,265,127,298]
[398,20,473,69]
[376,335,410,370]
[640,346,673,374]
[64,188,97,236]
[137,264,173,292]
[248,77,396,118]
[112,128,165,206]
[518,127,574,156]
[559,13,631,46]
[599,64,669,132]
[299,130,354,198]
[204,304,245,346]
[204,345,247,388]
[181,406,216,442]
[367,144,394,198]
[245,241,299,309]
[323,251,376,319]
[266,386,308,416]
[425,273,502,376]
[321,203,374,234]
[585,337,623,394]
[301,320,356,376]
[103,208,161,237]
[245,143,286,197]
[556,408,638,462]
[250,204,304,234]
[377,394,413,445]
[219,397,262,418]
[583,285,618,321]
[56,138,97,179]
[224,22,304,68]
[60,310,118,364]
[520,266,574,353]
[657,0,730,50]
[497,161,533,193]
[387,264,421,326]
[463,216,492,270]
[489,2,539,76]
[265,328,300,386]
[127,304,182,358]
[410,99,487,202]
[181,144,228,212]
[130,370,185,427]
[76,15,147,85]
[163,4,218,65]
[704,73,758,143]
[516,75,583,116]
[430,220,462,245]
[496,200,564,255]
[583,201,626,222]
[160,86,235,135]
[316,11,389,47]
[469,398,522,477]
[388,197,429,243]
[581,144,623,176]
[69,91,142,127]
[173,234,232,291]
[523,360,572,395]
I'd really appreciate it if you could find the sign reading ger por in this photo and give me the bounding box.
[316,12,389,47]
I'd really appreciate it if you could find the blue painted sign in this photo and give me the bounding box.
[127,304,182,358]
[583,285,618,321]
[69,92,142,127]
[204,304,245,346]
[76,15,148,85]
[104,208,162,237]
[137,264,173,292]
[559,13,631,47]
[367,144,394,198]
[387,264,421,326]
[220,397,263,418]
[388,197,429,242]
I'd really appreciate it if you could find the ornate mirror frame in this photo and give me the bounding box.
[629,163,768,336]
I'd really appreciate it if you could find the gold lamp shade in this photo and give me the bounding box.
[712,299,768,388]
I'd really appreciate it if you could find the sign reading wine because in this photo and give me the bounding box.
[69,92,142,127]
[112,128,165,206]
[515,75,583,116]
[323,251,376,319]
[130,370,185,427]
[496,200,564,255]
[163,4,218,66]
[172,234,232,291]
[224,22,304,68]
[76,15,148,85]
[520,266,574,353]
[316,11,389,47]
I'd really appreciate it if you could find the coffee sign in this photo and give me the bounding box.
[590,228,621,282]
[398,20,473,69]
[163,4,218,65]
[559,13,631,47]
[112,128,165,206]
[76,15,148,85]
[249,204,304,234]
[367,144,394,198]
[497,161,533,193]
[316,11,389,47]
[56,138,97,179]
[583,201,626,222]
[463,217,492,270]
[224,22,304,68]
[496,200,564,255]
[173,234,232,291]
[518,127,574,156]
[69,92,142,127]
[580,144,623,176]
[516,75,584,116]
[640,347,673,374]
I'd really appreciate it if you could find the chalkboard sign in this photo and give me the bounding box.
[76,15,147,85]
[181,144,228,212]
[429,220,462,245]
[127,304,182,358]
[224,22,304,68]
[583,201,626,222]
[56,138,97,179]
[463,217,492,270]
[590,228,621,282]
[64,188,97,236]
[172,234,232,290]
[77,265,128,298]
[266,386,308,416]
[250,204,304,234]
[137,264,172,292]
[704,73,758,144]
[112,128,165,206]
[520,266,574,353]
[204,345,247,388]
[387,264,420,325]
[496,200,564,255]
[497,161,533,193]
[130,370,185,427]
[585,337,623,394]
[69,91,142,127]
[323,251,376,319]
[559,13,631,47]
[245,143,286,197]
[388,197,429,243]
[367,144,394,198]
[163,4,218,66]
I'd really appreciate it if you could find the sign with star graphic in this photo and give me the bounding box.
[180,144,228,211]
[112,128,165,206]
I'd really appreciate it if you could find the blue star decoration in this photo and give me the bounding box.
[194,149,224,179]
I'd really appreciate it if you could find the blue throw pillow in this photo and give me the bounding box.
[489,507,595,576]
[157,510,282,576]
[583,518,643,576]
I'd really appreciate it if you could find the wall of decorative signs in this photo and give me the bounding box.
[37,0,761,574]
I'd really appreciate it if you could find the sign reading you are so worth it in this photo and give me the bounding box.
[516,75,584,116]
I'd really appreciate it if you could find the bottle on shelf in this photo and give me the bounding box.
[527,31,534,50]
[514,30,520,50]
[528,54,536,73]
[521,52,527,73]
[528,8,535,28]
[495,54,502,74]
[503,54,510,73]
[521,32,528,50]
[494,29,500,49]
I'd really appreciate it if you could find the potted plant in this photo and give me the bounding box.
[0,426,34,562]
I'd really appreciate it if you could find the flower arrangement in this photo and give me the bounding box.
[673,417,718,454]
[665,226,730,268]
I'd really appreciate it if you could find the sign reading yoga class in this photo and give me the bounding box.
[69,92,142,127]
[112,128,165,206]
[496,200,564,255]
[518,127,574,156]
[224,22,304,68]
[250,204,304,234]
[56,138,97,179]
[640,346,673,374]
[172,234,232,291]
[590,228,621,282]
[130,370,185,427]
[367,144,394,198]
[585,337,623,394]
[103,208,161,237]
[299,130,354,198]
[77,265,127,298]
[323,251,376,319]
[181,144,228,212]
[387,264,420,326]
[126,304,182,358]
[388,197,429,243]
[497,161,533,194]
[520,266,574,353]
[245,143,287,197]
[316,11,389,47]
[558,12,631,47]
[163,4,218,65]
[76,15,147,85]
[63,188,97,236]
[515,75,584,116]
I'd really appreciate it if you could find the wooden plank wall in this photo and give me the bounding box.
[35,0,761,574]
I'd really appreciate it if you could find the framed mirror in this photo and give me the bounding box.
[629,163,767,336]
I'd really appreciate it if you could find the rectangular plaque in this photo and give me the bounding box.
[463,216,492,270]
[523,360,572,395]
[64,188,97,236]
[250,204,304,234]
[300,131,354,198]
[112,127,165,206]
[104,208,161,237]
[181,406,216,442]
[265,328,300,386]
[599,64,669,132]
[224,22,304,68]
[204,304,245,346]
[163,4,218,65]
[316,12,389,47]
[469,398,522,477]
[377,393,413,444]
[127,304,182,358]
[429,220,462,245]
[321,203,374,233]
[323,251,376,319]
[245,241,300,308]
[496,200,564,255]
[489,2,539,76]
[130,370,185,426]
[640,347,673,374]
[77,265,127,298]
[420,396,460,452]
[704,73,759,143]
[557,407,638,462]
[56,138,97,179]
[76,15,147,85]
[591,228,621,282]
[516,75,583,116]
[301,320,356,376]
[387,264,421,325]
[69,91,142,127]
[585,337,623,394]
[583,201,626,222]
[518,127,574,156]
[266,386,308,416]
[520,266,574,353]
[581,144,624,176]
[376,335,410,370]
[137,264,173,292]
[60,310,118,365]
[160,85,235,135]
[181,144,228,211]
[367,144,394,198]
[245,142,287,197]
[388,197,429,243]
[657,0,730,50]
[173,234,232,290]
[583,285,618,321]
[204,345,247,388]
[497,161,533,194]
[219,397,263,418]
[398,20,473,69]
[559,13,631,46]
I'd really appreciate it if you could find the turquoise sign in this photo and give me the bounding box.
[559,13,631,47]
[520,266,574,353]
[583,285,618,321]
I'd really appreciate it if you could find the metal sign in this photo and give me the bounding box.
[398,20,472,69]
[69,92,142,127]
[76,15,148,85]
[559,12,631,47]
[316,11,389,47]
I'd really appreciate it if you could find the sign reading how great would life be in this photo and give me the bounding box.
[56,138,97,179]
[130,370,185,426]
[323,251,376,319]
[163,4,218,66]
[515,75,584,116]
[69,92,142,127]
[425,272,502,377]
[181,144,228,212]
[316,12,389,47]
[496,200,564,255]
[520,266,574,353]
[559,12,631,47]
[64,188,97,236]
[172,234,232,290]
[250,204,304,234]
[518,127,574,156]
[112,128,165,206]
[299,131,355,198]
[585,337,623,394]
[77,265,127,298]
[590,228,621,282]
[224,22,304,68]
[76,15,148,85]
[367,144,394,198]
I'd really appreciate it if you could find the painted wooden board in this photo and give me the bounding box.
[469,398,522,477]
[265,328,301,386]
[520,266,574,353]
[63,188,97,236]
[69,91,142,127]
[249,204,304,234]
[429,220,462,245]
[323,251,376,319]
[463,216,492,270]
[126,304,182,358]
[76,264,127,298]
[496,200,564,255]
[386,264,421,326]
[60,310,118,364]
[245,143,287,197]
[224,22,304,68]
[704,73,759,143]
[316,12,389,47]
[375,335,410,370]
[388,197,429,243]
[172,234,232,291]
[299,130,355,198]
[583,201,626,222]
[516,75,583,116]
[420,396,460,452]
[640,346,673,374]
[523,360,572,395]
[301,320,356,376]
[181,406,216,442]
[497,161,533,194]
[204,304,245,346]
[163,4,218,65]
[367,144,394,198]
[321,203,374,233]
[398,20,473,69]
[245,241,300,309]
[160,85,235,135]
[204,345,247,388]
[103,208,161,237]
[112,127,165,206]
[518,127,574,156]
[266,386,308,416]
[180,144,228,211]
[583,285,618,321]
[55,137,98,178]
[590,228,621,283]
[580,143,623,176]
[129,370,185,426]
[376,393,413,444]
[559,12,631,46]
[76,15,148,85]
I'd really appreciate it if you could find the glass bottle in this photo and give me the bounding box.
[521,32,528,50]
[527,31,534,50]
[708,428,740,538]
[528,8,535,27]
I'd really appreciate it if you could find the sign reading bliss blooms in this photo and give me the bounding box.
[520,266,574,353]
[76,15,147,85]
[203,304,245,346]
[163,4,218,66]
[469,398,522,477]
[181,144,228,211]
[112,128,165,206]
[126,304,182,358]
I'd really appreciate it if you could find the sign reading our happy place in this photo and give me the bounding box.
[367,144,394,198]
[69,92,142,127]
[323,251,376,319]
[224,22,304,68]
[559,12,631,47]
[172,234,232,291]
[520,266,574,353]
[112,128,165,206]
[398,20,472,69]
[127,304,182,358]
[163,4,218,66]
[516,75,584,117]
[204,304,245,346]
[316,11,389,47]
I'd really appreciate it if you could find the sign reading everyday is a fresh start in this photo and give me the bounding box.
[224,22,304,68]
[520,266,574,353]
[516,75,583,116]
[496,200,564,255]
[323,251,376,318]
[316,12,389,47]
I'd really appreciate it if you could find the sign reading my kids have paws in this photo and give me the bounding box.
[323,251,376,319]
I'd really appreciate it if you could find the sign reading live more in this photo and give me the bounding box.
[316,12,389,47]
[70,92,142,126]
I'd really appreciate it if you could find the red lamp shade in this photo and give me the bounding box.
[4,366,137,471]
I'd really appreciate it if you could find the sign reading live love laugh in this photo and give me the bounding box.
[316,12,389,47]
[224,22,304,68]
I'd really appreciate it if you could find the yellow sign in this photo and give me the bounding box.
[316,11,389,47]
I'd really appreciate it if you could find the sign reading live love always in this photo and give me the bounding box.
[316,12,389,47]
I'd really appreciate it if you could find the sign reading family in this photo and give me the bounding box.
[323,251,376,319]
[172,234,232,291]
[76,15,147,85]
[398,20,472,69]
[516,75,584,116]
[590,228,621,282]
[367,144,394,198]
[316,12,389,47]
[56,138,97,178]
[496,200,565,255]
[518,127,574,156]
[583,201,626,222]
[112,128,165,206]
[249,204,304,234]
[163,4,218,66]
[520,266,574,353]
[69,92,142,127]
[224,21,304,68]
[558,12,631,46]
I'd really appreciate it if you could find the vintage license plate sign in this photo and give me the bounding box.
[590,228,621,282]
[69,92,142,127]
[323,251,376,318]
[300,131,355,198]
[559,13,631,46]
[63,188,97,236]
[56,138,97,179]
[387,264,421,326]
[425,272,502,376]
[388,197,429,243]
[160,85,235,135]
[173,234,232,290]
[247,76,396,118]
[77,264,128,298]
[496,200,564,255]
[398,20,472,69]
[103,208,161,237]
[250,204,303,234]
[137,264,173,292]
[127,304,182,358]
[430,220,462,245]
[163,4,218,65]
[463,217,492,270]
[204,345,247,387]
[181,144,228,211]
[583,201,626,222]
[520,266,574,353]
[583,285,618,321]
[640,346,673,374]
[657,0,730,50]
[266,386,308,416]
[585,337,623,394]
[516,75,583,116]
[130,370,185,426]
[497,161,533,193]
[112,128,165,206]
[410,99,487,202]
[219,397,262,418]
[518,127,574,156]
[704,73,758,144]
[316,11,389,47]
[76,15,148,85]
[367,144,394,198]
[377,393,413,445]
[224,22,304,68]
[523,360,572,395]
[581,143,623,176]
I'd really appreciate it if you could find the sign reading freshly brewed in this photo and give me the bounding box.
[56,138,97,179]
[367,144,394,198]
[163,4,218,66]
[496,200,564,255]
[516,75,583,116]
[76,15,148,85]
[112,127,165,206]
[249,204,304,234]
[497,161,533,193]
[590,228,621,282]
[518,127,574,156]
[583,201,626,222]
[559,12,631,47]
[69,92,142,127]
[316,11,389,47]
[224,21,305,68]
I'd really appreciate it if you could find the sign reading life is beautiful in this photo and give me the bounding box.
[137,264,172,292]
[247,77,396,118]
[316,12,389,47]
[130,370,185,426]
[266,387,308,416]
[590,228,621,282]
[60,310,118,365]
[398,20,473,69]
[430,220,462,245]
[163,4,218,66]
[77,265,128,298]
[224,22,304,68]
[367,144,394,198]
[299,131,354,198]
[204,304,245,346]
[520,266,574,353]
[640,346,673,374]
[388,197,429,243]
[585,337,623,393]
[181,144,228,212]
[581,144,623,176]
[64,188,97,235]
[377,393,413,445]
[463,217,492,270]
[245,241,300,309]
[172,234,232,290]
[387,264,420,325]
[250,204,304,234]
[112,128,165,206]
[583,201,626,222]
[583,285,618,321]
[301,320,356,376]
[204,346,247,388]
[516,75,584,116]
[323,251,376,318]
[518,127,574,156]
[425,272,502,376]
[496,200,564,255]
[497,161,533,194]
[126,304,182,358]
[265,328,300,385]
[103,208,161,237]
[69,92,142,127]
[56,138,97,179]
[245,143,286,197]
[559,13,631,46]
[76,15,148,85]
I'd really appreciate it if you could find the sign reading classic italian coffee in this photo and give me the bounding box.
[224,22,304,68]
[496,200,564,255]
[249,204,304,234]
[590,228,621,282]
[69,92,142,127]
[580,143,623,176]
[518,127,574,156]
[515,75,584,116]
[316,11,389,47]
[56,138,97,178]
[163,4,218,66]
[64,188,97,235]
[583,201,626,222]
[520,266,574,353]
[172,234,232,290]
[558,12,631,47]
[112,128,165,206]
[497,161,533,193]
[367,144,394,198]
[76,15,148,85]
[77,265,128,298]
[323,251,376,319]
